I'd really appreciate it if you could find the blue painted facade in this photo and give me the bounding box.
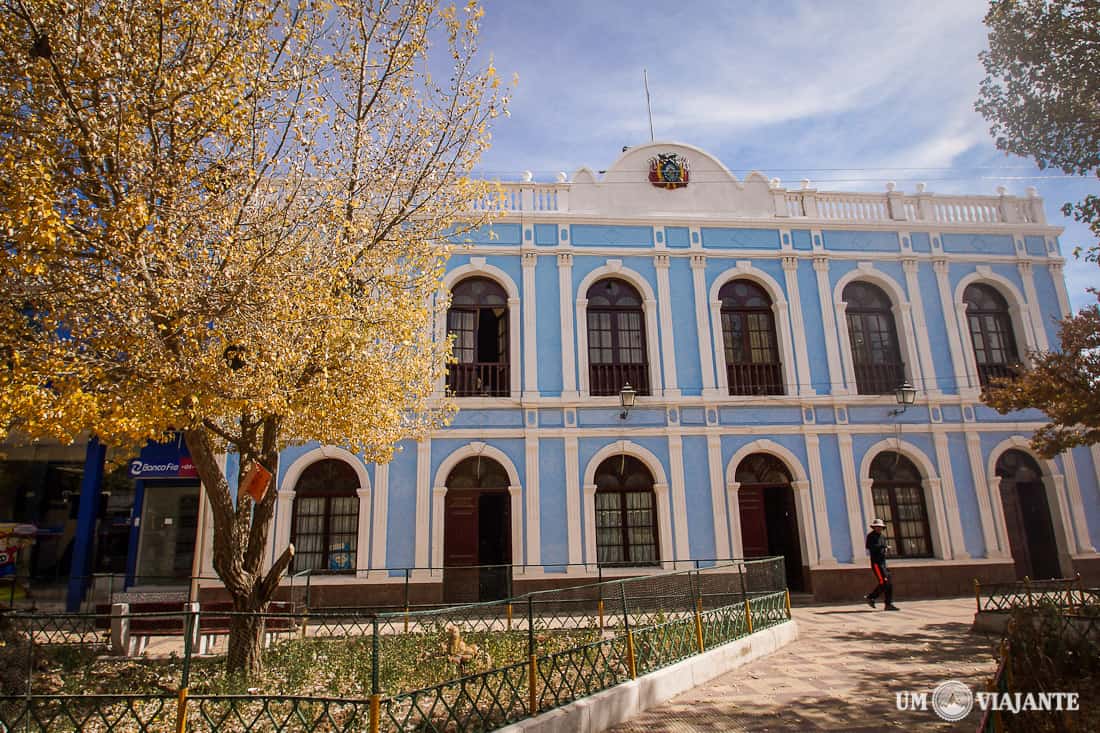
[238,143,1100,600]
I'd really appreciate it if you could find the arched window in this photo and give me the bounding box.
[869,452,931,558]
[447,277,509,396]
[594,455,658,566]
[586,278,649,396]
[719,280,783,395]
[964,284,1020,388]
[843,282,905,395]
[291,459,360,572]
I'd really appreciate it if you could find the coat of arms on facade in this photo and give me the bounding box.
[648,152,690,189]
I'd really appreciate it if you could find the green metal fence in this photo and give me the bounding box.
[1,557,791,732]
[973,574,1098,614]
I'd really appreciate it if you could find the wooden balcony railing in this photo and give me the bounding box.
[726,363,784,396]
[589,363,650,397]
[447,362,510,397]
[853,362,906,396]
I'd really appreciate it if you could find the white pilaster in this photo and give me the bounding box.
[667,434,691,565]
[654,482,674,569]
[710,298,728,395]
[814,257,847,395]
[507,296,522,397]
[429,485,446,570]
[837,433,864,561]
[524,436,541,566]
[933,259,973,395]
[582,483,597,567]
[1048,262,1073,318]
[1061,452,1096,553]
[932,433,969,559]
[509,485,524,566]
[370,462,389,570]
[275,489,296,566]
[782,256,814,396]
[575,297,590,395]
[654,255,680,398]
[921,478,952,561]
[791,480,819,566]
[903,259,939,395]
[803,434,836,565]
[966,432,1006,558]
[565,436,582,566]
[521,252,538,397]
[1018,261,1050,351]
[644,298,663,396]
[691,255,719,397]
[414,441,432,570]
[725,482,743,557]
[706,434,730,560]
[558,253,578,399]
[356,488,374,572]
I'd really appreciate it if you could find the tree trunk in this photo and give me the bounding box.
[226,601,266,679]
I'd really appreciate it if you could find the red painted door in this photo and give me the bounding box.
[738,486,769,557]
[444,492,479,602]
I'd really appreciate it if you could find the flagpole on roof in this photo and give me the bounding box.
[643,69,654,142]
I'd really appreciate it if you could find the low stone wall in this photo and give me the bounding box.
[496,619,799,733]
[810,561,1017,602]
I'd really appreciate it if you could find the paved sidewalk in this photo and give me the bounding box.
[606,598,998,732]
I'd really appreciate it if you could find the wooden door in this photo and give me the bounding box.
[443,492,479,602]
[764,486,804,591]
[1001,479,1060,580]
[738,486,769,557]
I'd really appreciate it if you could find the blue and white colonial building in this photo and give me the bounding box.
[198,142,1100,603]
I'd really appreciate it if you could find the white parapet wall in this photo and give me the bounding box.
[498,619,799,733]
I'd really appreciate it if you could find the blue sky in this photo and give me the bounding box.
[472,0,1097,311]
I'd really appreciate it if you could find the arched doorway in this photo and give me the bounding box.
[446,277,510,396]
[443,456,512,602]
[593,455,660,567]
[996,450,1061,580]
[735,454,804,591]
[586,278,650,396]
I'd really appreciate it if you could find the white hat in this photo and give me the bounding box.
[870,518,886,528]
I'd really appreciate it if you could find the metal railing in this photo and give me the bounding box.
[1,557,791,732]
[588,363,649,397]
[852,361,906,396]
[446,362,510,397]
[973,575,1096,614]
[726,362,784,396]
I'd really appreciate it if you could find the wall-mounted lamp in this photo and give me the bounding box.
[889,381,918,416]
[619,382,637,421]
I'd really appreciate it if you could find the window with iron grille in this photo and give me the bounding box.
[594,455,659,566]
[291,459,360,572]
[843,281,906,395]
[869,452,932,558]
[719,279,783,395]
[964,283,1020,388]
[446,277,510,397]
[586,278,650,396]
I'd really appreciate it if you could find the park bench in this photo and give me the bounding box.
[105,600,300,656]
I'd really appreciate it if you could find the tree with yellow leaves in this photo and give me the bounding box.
[0,0,508,677]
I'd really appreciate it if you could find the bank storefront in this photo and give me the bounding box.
[0,434,204,609]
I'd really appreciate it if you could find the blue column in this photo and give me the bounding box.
[124,480,145,588]
[66,437,106,611]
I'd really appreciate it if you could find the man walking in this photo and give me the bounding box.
[865,518,899,611]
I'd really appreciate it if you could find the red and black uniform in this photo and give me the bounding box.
[866,531,892,605]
